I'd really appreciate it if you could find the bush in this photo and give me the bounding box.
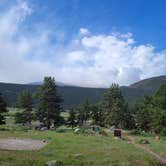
[99,130,108,136]
[160,128,166,136]
[130,129,141,135]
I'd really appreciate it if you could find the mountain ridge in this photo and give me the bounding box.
[0,75,165,109]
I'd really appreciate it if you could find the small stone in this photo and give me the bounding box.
[72,153,83,158]
[46,160,63,166]
[139,139,150,144]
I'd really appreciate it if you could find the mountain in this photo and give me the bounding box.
[29,81,71,87]
[130,75,166,91]
[0,75,166,109]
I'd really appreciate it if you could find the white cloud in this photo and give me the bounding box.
[79,28,90,35]
[57,33,166,87]
[0,1,165,87]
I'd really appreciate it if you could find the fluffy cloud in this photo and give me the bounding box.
[0,1,165,87]
[79,28,90,35]
[58,34,166,87]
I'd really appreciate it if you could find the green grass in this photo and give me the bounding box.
[0,110,165,166]
[0,130,163,166]
[131,134,166,159]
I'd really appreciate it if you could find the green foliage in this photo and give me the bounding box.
[14,90,34,126]
[90,103,103,126]
[0,93,8,124]
[35,77,63,129]
[0,130,163,166]
[153,84,166,109]
[0,114,5,125]
[67,108,77,128]
[135,84,166,135]
[17,90,33,108]
[101,84,134,129]
[77,97,91,126]
[0,76,166,109]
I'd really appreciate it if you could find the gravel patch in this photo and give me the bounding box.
[0,138,48,150]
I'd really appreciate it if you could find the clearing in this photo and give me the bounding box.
[0,138,48,150]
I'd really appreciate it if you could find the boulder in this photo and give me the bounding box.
[84,129,95,135]
[74,128,81,134]
[72,153,83,158]
[99,130,108,136]
[155,136,160,141]
[139,139,150,144]
[46,160,64,166]
[40,127,48,131]
[91,125,101,132]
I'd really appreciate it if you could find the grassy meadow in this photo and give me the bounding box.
[0,109,165,166]
[0,130,163,166]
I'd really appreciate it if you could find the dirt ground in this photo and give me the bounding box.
[0,138,48,150]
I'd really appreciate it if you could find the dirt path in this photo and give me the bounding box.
[123,132,166,164]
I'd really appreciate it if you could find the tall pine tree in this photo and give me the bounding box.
[77,97,91,126]
[15,90,34,126]
[101,84,133,128]
[36,77,63,129]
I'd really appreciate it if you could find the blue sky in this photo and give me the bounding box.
[24,0,166,50]
[0,0,165,87]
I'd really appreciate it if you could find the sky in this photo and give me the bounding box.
[0,0,166,87]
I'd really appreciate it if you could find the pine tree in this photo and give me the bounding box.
[77,97,90,126]
[153,84,166,109]
[36,77,63,129]
[67,108,77,128]
[101,84,132,128]
[0,93,8,124]
[90,103,103,126]
[15,90,34,126]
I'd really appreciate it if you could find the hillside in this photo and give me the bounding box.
[0,75,166,108]
[130,75,166,92]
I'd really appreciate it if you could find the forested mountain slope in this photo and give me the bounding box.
[0,75,165,108]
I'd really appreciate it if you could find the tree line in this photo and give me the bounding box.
[0,76,165,135]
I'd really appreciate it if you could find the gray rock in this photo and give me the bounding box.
[46,160,64,166]
[139,139,150,144]
[40,127,48,131]
[74,128,81,134]
[72,153,83,158]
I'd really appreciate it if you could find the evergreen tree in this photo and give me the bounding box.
[0,93,8,124]
[101,84,132,128]
[153,84,166,109]
[90,103,103,126]
[135,85,166,135]
[36,77,63,129]
[135,95,153,132]
[15,90,34,126]
[67,108,77,128]
[151,84,166,134]
[77,97,90,126]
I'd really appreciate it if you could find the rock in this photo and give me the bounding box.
[40,127,48,131]
[99,130,108,136]
[139,139,150,144]
[84,129,95,135]
[50,126,55,130]
[91,125,101,132]
[74,128,81,134]
[155,136,160,141]
[110,125,116,132]
[43,139,48,143]
[72,153,83,158]
[33,123,45,130]
[46,160,64,166]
